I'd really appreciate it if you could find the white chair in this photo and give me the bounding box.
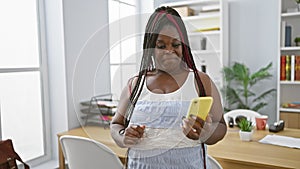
[60,135,123,169]
[224,109,262,126]
[208,155,222,169]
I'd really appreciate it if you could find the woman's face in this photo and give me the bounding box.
[154,25,184,73]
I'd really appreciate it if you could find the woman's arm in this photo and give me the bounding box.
[182,72,227,145]
[110,78,145,148]
[202,78,227,145]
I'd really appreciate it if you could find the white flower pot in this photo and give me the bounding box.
[239,130,253,141]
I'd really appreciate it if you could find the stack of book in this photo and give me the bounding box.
[282,102,300,109]
[280,55,300,81]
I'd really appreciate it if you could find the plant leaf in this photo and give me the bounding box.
[232,62,250,83]
[221,62,274,112]
[252,88,276,103]
[251,102,268,112]
[249,62,273,86]
[224,87,244,105]
[238,118,252,131]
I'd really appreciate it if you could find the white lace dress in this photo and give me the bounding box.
[127,72,211,169]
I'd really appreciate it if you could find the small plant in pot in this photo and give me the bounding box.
[294,37,300,46]
[238,118,253,141]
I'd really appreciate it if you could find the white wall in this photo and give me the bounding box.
[62,0,111,129]
[229,0,279,122]
[44,0,68,162]
[42,0,111,166]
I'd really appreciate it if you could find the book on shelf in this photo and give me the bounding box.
[281,21,286,47]
[280,55,300,81]
[285,25,292,47]
[280,55,286,80]
[195,27,220,32]
[291,55,295,81]
[286,55,291,81]
[282,102,300,109]
[296,55,300,81]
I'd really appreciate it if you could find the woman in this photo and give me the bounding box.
[110,6,227,169]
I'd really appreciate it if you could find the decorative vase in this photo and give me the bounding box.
[239,130,253,141]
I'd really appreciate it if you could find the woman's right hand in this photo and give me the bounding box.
[122,125,145,147]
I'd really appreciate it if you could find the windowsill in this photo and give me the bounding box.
[31,160,60,169]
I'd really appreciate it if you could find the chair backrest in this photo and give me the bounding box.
[60,135,123,169]
[208,155,222,169]
[224,109,262,125]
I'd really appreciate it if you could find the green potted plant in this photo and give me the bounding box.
[222,62,276,112]
[238,118,253,141]
[294,37,300,46]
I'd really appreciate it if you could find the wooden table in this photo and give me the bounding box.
[57,126,127,169]
[208,127,300,169]
[58,126,300,169]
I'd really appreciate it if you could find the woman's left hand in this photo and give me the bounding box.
[182,115,212,140]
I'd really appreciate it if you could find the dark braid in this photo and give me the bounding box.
[124,6,206,125]
[124,6,207,169]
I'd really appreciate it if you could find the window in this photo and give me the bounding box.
[0,0,50,164]
[108,0,138,98]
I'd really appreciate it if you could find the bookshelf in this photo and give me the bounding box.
[160,0,229,89]
[278,0,300,128]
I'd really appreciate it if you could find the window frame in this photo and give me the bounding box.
[108,0,139,97]
[0,0,51,166]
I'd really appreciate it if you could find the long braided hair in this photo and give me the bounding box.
[124,6,205,126]
[124,6,207,168]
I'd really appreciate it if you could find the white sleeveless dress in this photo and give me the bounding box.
[127,72,211,169]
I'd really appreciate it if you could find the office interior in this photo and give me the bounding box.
[2,0,299,168]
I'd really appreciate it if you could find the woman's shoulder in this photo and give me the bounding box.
[128,71,155,84]
[188,69,211,83]
[127,71,156,93]
[197,71,211,82]
[127,75,138,95]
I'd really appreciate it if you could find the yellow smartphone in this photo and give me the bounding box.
[186,97,213,120]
